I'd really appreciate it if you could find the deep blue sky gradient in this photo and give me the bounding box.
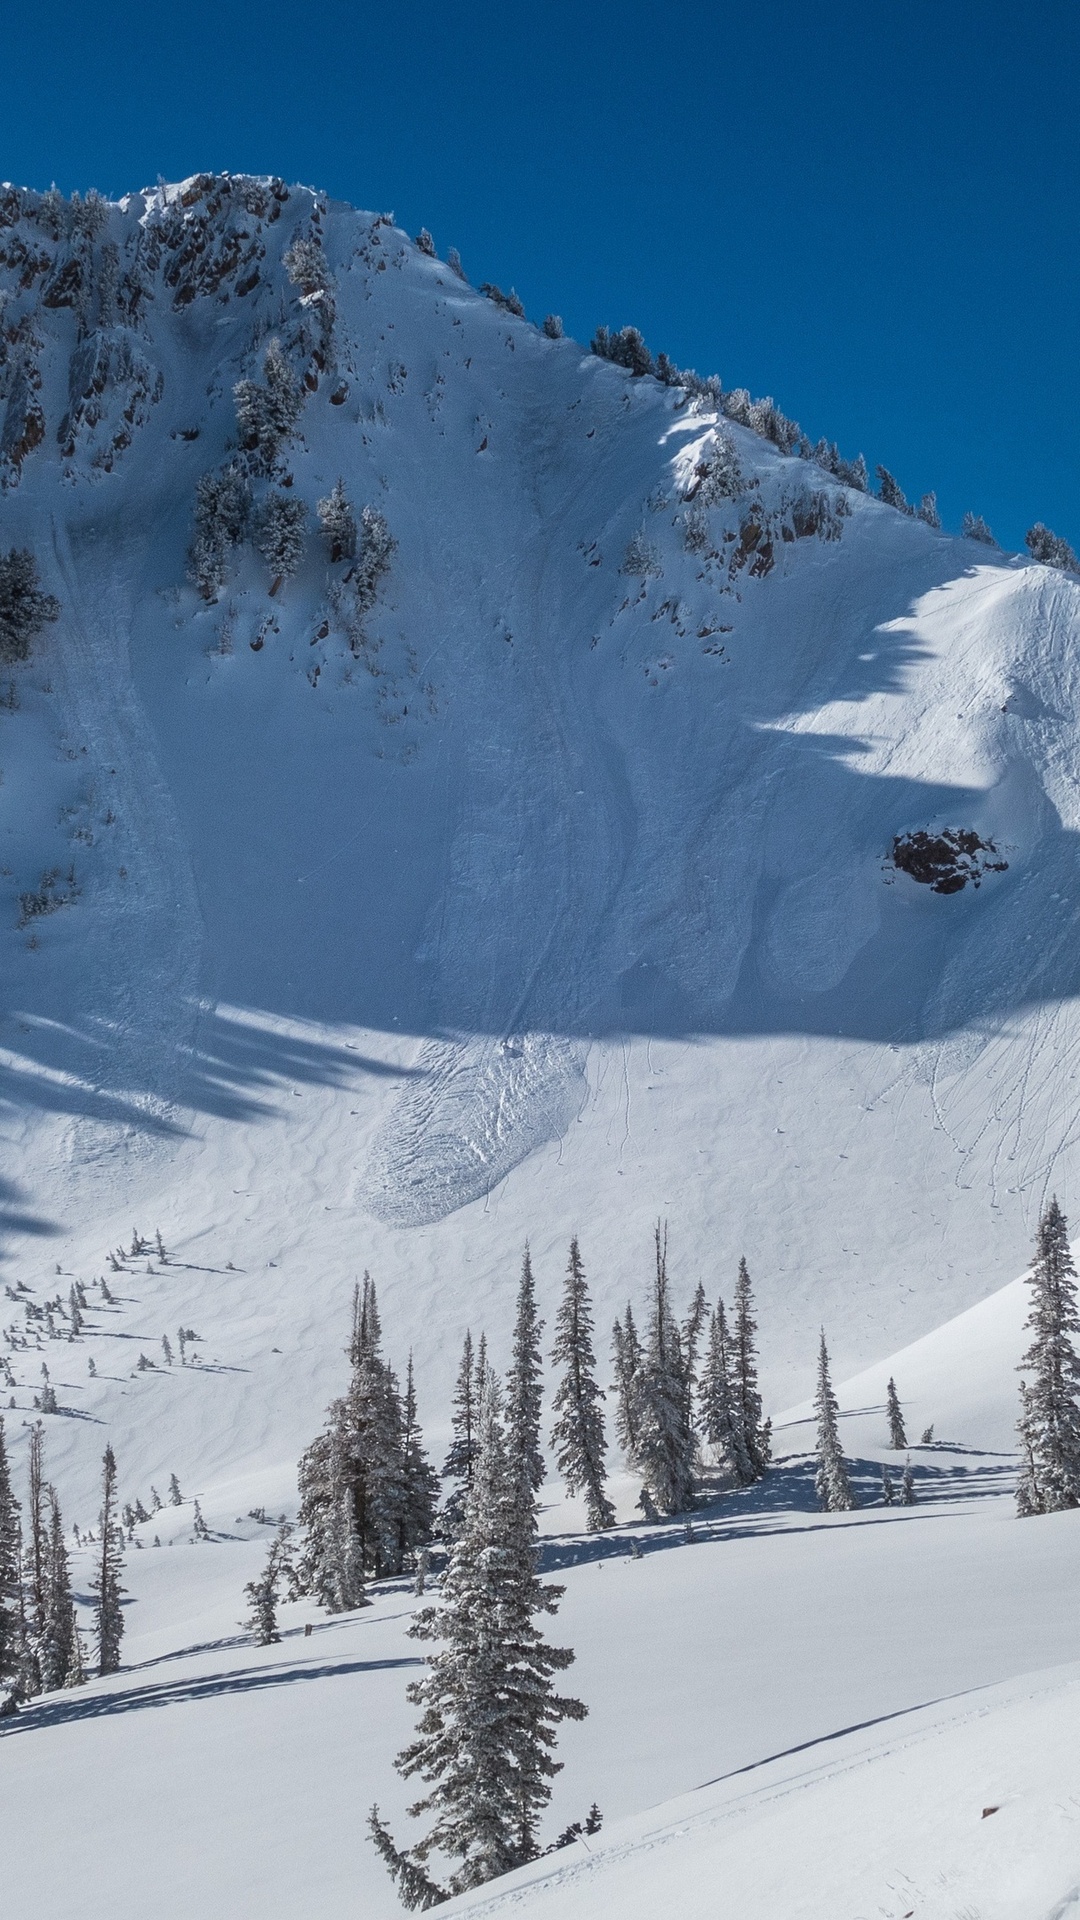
[1,0,1076,551]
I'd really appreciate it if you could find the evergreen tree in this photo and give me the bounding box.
[91,1443,125,1675]
[885,1377,907,1450]
[1015,1197,1080,1515]
[377,1379,586,1898]
[169,1473,183,1505]
[550,1238,615,1531]
[698,1299,747,1479]
[731,1259,769,1483]
[0,548,60,665]
[400,1355,439,1566]
[233,338,304,474]
[813,1332,857,1513]
[0,1417,23,1693]
[900,1458,916,1506]
[25,1421,47,1646]
[441,1330,479,1534]
[881,1466,895,1506]
[317,478,358,563]
[542,314,563,340]
[611,1305,643,1462]
[188,462,251,600]
[1025,524,1079,574]
[244,1521,291,1645]
[875,466,912,514]
[634,1226,696,1517]
[917,491,941,529]
[256,490,307,590]
[507,1248,545,1496]
[40,1486,77,1690]
[962,511,996,545]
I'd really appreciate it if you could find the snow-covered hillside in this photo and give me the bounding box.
[2,172,1080,1918]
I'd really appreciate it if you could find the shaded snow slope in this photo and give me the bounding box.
[4,174,1080,1517]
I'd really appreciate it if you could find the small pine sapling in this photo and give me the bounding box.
[900,1458,916,1505]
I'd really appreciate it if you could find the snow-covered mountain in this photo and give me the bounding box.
[4,169,1080,1920]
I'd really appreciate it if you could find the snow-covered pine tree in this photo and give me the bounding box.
[376,1377,586,1899]
[885,1377,907,1450]
[634,1226,696,1517]
[962,511,996,545]
[233,338,304,474]
[507,1248,545,1497]
[40,1486,77,1690]
[550,1238,615,1531]
[1015,1196,1080,1515]
[91,1443,125,1674]
[813,1331,857,1513]
[0,1417,23,1696]
[698,1298,749,1480]
[244,1520,292,1645]
[611,1303,643,1463]
[168,1473,183,1505]
[188,462,251,599]
[900,1458,916,1505]
[917,492,941,528]
[256,490,307,592]
[542,314,563,340]
[731,1259,769,1484]
[1025,524,1080,574]
[0,548,60,665]
[881,1466,895,1505]
[875,466,912,514]
[441,1329,479,1534]
[317,478,358,563]
[400,1354,439,1566]
[24,1421,47,1650]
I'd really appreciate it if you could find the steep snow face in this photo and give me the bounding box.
[4,174,1080,1511]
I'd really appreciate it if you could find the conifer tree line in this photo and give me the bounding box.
[0,1422,125,1711]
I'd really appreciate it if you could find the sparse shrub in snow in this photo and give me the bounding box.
[415,228,436,257]
[962,511,996,545]
[372,1375,586,1902]
[233,338,304,475]
[0,549,60,665]
[622,531,661,578]
[188,463,251,601]
[1016,1196,1080,1515]
[1025,523,1079,573]
[813,1330,857,1512]
[480,282,525,318]
[90,1444,125,1675]
[875,466,913,515]
[886,1376,907,1449]
[317,478,358,563]
[917,492,941,529]
[256,489,307,590]
[550,1238,615,1531]
[543,313,564,340]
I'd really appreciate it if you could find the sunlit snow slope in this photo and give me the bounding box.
[4,173,1080,1518]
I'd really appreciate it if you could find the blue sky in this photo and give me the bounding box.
[2,0,1076,552]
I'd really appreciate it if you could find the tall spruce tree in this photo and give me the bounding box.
[40,1486,77,1690]
[885,1377,907,1450]
[1016,1197,1080,1515]
[373,1378,586,1901]
[634,1226,696,1517]
[25,1421,47,1646]
[698,1299,748,1479]
[400,1355,439,1567]
[441,1330,480,1535]
[507,1248,545,1496]
[611,1305,643,1463]
[731,1259,769,1483]
[814,1331,857,1513]
[0,1417,23,1695]
[550,1239,615,1531]
[91,1444,125,1675]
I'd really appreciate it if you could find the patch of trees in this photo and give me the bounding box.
[0,548,59,664]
